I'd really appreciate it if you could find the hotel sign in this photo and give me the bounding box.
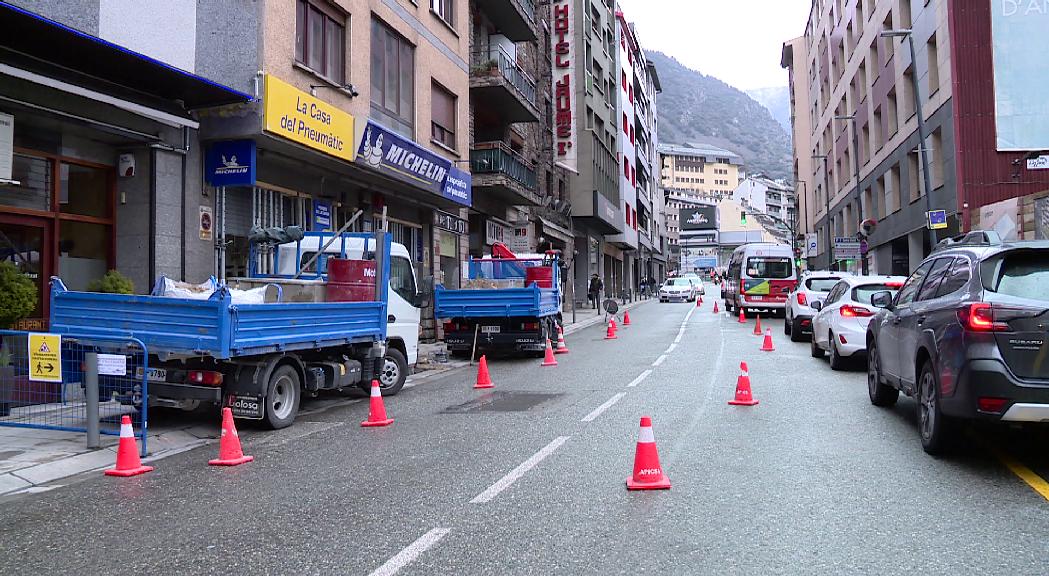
[551,0,578,174]
[263,74,355,162]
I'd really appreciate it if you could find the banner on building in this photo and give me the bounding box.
[205,139,256,187]
[313,200,332,231]
[356,120,451,196]
[434,210,468,235]
[679,205,718,230]
[441,166,472,207]
[263,74,355,161]
[0,112,13,182]
[551,0,578,174]
[991,3,1049,150]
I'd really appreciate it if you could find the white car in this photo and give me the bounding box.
[679,274,706,295]
[659,278,698,302]
[784,271,853,342]
[809,276,907,370]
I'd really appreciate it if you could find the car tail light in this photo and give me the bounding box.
[796,292,808,306]
[801,319,811,327]
[840,305,874,318]
[886,281,904,287]
[977,397,1008,413]
[838,333,848,344]
[523,322,539,331]
[188,370,223,386]
[740,280,746,295]
[443,321,456,332]
[958,303,1008,332]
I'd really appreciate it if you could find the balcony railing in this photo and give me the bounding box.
[471,48,537,107]
[512,0,536,22]
[471,142,537,190]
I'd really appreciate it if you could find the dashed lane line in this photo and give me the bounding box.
[626,369,653,388]
[470,436,571,504]
[652,354,668,367]
[368,527,453,576]
[665,343,677,354]
[581,393,628,422]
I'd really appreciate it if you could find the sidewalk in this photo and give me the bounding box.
[0,298,652,498]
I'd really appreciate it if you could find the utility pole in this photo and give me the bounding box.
[835,113,868,274]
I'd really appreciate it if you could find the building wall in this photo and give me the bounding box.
[782,35,815,239]
[659,151,742,200]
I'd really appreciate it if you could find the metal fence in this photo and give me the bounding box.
[0,330,149,456]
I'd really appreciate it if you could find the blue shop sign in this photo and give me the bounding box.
[206,140,256,187]
[357,120,451,196]
[441,166,472,207]
[314,200,332,231]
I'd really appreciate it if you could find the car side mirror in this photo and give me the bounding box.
[810,301,823,312]
[871,291,893,309]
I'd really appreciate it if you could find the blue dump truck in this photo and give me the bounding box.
[48,232,393,429]
[435,252,562,357]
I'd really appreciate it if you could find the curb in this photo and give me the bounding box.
[562,298,651,336]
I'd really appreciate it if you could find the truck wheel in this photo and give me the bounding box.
[263,365,300,429]
[378,348,408,396]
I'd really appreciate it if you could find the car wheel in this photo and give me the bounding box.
[829,332,846,371]
[810,333,825,358]
[918,361,956,455]
[789,316,805,342]
[784,314,792,336]
[263,364,300,430]
[378,348,408,395]
[867,340,898,407]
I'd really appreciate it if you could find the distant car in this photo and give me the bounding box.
[785,271,853,341]
[865,232,1049,455]
[679,274,706,295]
[659,278,697,302]
[809,275,906,369]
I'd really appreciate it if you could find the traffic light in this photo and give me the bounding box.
[740,211,747,226]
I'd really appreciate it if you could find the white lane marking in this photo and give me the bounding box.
[652,354,668,367]
[581,393,627,422]
[626,369,653,388]
[665,343,677,354]
[368,527,452,576]
[673,333,683,344]
[470,436,570,504]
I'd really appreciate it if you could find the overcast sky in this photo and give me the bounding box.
[616,0,812,90]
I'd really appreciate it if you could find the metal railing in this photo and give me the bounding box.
[512,0,536,22]
[470,48,537,107]
[471,142,538,190]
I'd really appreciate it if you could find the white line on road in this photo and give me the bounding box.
[470,436,570,504]
[665,343,677,354]
[673,333,683,344]
[581,393,627,422]
[368,527,452,576]
[652,354,668,366]
[627,369,653,388]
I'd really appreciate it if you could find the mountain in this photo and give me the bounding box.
[746,86,792,135]
[648,51,792,180]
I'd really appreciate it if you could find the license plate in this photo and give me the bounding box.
[225,394,264,419]
[135,367,167,382]
[481,325,501,334]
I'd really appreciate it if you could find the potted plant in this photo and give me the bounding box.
[87,270,135,294]
[0,260,37,417]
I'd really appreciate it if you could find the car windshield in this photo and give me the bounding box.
[983,251,1049,303]
[805,277,842,292]
[746,257,792,279]
[666,279,692,287]
[852,283,902,304]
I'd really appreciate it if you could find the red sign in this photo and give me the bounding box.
[551,0,577,173]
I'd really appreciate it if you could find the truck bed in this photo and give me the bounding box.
[49,280,387,359]
[433,284,560,319]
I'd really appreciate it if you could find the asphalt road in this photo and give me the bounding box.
[2,287,1048,575]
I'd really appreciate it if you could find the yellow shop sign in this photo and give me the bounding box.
[263,74,355,161]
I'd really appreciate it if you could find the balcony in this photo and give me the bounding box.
[470,48,539,124]
[476,0,537,42]
[471,142,540,206]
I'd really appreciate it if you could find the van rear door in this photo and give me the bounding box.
[743,255,795,304]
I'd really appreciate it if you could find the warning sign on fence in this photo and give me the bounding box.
[28,333,62,383]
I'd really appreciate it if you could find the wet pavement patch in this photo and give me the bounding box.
[443,392,564,413]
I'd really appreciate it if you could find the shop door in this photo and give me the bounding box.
[0,215,52,330]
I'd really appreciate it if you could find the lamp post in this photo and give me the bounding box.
[811,154,831,270]
[881,28,938,253]
[834,113,868,274]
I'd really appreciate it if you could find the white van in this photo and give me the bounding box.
[723,243,798,317]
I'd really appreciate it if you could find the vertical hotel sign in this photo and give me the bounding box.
[552,0,578,174]
[263,74,355,161]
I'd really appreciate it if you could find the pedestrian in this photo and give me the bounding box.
[588,274,603,310]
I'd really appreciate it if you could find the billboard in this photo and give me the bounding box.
[991,3,1049,150]
[679,205,717,230]
[551,0,578,173]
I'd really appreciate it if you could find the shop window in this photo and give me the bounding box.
[60,163,109,218]
[430,81,457,151]
[371,18,415,138]
[295,0,346,83]
[58,220,109,292]
[1,154,52,212]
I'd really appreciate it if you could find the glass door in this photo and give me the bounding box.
[0,216,52,330]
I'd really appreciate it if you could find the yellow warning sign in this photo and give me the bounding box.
[28,333,62,383]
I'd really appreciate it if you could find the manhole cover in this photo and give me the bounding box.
[443,391,563,413]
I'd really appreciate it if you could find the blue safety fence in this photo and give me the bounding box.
[0,330,149,456]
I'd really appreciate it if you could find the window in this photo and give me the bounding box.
[908,151,921,202]
[917,257,954,301]
[745,257,792,279]
[295,0,345,82]
[390,255,418,303]
[371,19,415,137]
[887,88,898,137]
[934,258,971,298]
[853,283,902,304]
[931,128,944,189]
[431,0,453,25]
[983,251,1049,302]
[824,282,847,305]
[896,259,935,306]
[431,81,456,150]
[927,34,940,95]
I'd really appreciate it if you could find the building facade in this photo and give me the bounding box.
[659,143,744,202]
[734,175,798,234]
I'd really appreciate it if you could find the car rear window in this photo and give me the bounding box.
[667,279,691,286]
[805,277,841,292]
[852,284,902,305]
[982,251,1049,302]
[746,257,792,279]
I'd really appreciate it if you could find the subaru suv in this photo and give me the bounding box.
[865,231,1049,455]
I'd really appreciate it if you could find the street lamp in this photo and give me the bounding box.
[881,28,938,253]
[811,153,831,270]
[834,113,869,274]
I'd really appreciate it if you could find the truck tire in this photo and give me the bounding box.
[378,348,408,395]
[263,365,300,429]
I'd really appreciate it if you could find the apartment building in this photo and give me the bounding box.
[659,143,744,202]
[734,175,798,233]
[780,35,816,246]
[784,0,1049,274]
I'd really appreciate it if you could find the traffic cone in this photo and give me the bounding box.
[713,301,719,313]
[760,328,776,352]
[626,416,671,490]
[696,296,702,307]
[361,380,394,427]
[104,415,153,477]
[610,318,618,331]
[753,315,763,335]
[541,338,558,367]
[738,307,747,323]
[475,355,494,389]
[554,325,570,354]
[728,361,759,406]
[623,311,631,326]
[209,407,253,466]
[605,319,618,340]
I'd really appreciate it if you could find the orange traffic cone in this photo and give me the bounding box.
[626,416,671,490]
[610,318,618,331]
[361,380,394,427]
[475,355,494,389]
[738,307,747,323]
[695,296,701,307]
[104,415,153,477]
[605,319,618,340]
[554,325,570,354]
[623,311,631,326]
[713,301,719,314]
[753,315,763,335]
[541,338,558,367]
[209,407,253,466]
[728,361,759,406]
[760,328,776,352]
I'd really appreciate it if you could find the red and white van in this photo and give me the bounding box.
[723,243,798,317]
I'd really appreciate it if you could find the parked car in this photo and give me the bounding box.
[724,243,796,317]
[785,270,853,341]
[865,231,1049,454]
[659,278,697,302]
[809,275,906,369]
[679,273,706,295]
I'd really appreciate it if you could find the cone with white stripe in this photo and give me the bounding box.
[361,380,394,427]
[728,361,759,406]
[554,325,570,354]
[209,407,253,466]
[540,338,558,367]
[626,416,671,490]
[104,415,153,477]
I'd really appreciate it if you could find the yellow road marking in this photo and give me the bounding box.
[976,435,1049,502]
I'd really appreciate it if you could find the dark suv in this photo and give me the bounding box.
[865,231,1049,455]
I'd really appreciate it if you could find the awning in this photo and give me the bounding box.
[538,217,573,244]
[0,2,251,110]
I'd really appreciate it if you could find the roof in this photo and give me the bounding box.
[837,275,908,286]
[658,142,744,165]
